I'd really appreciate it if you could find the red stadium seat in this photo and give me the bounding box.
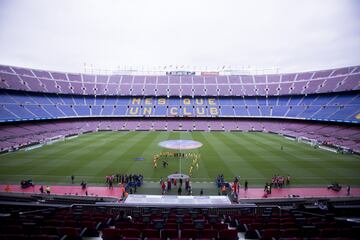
[142,228,160,238]
[199,228,218,239]
[122,228,141,238]
[102,228,122,240]
[162,228,179,239]
[57,227,84,240]
[80,220,100,237]
[181,228,198,238]
[219,229,239,240]
[41,226,59,236]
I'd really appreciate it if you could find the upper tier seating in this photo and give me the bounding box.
[1,64,359,96]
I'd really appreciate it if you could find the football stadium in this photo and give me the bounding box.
[0,1,360,239]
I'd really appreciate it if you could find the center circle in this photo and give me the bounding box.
[158,140,203,150]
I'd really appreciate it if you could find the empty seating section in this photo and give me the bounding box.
[0,65,359,97]
[0,64,359,155]
[0,119,359,153]
[1,65,360,240]
[0,204,359,240]
[0,90,359,122]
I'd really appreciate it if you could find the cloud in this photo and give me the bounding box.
[0,0,359,73]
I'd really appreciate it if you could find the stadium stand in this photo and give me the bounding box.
[0,200,360,240]
[0,65,359,96]
[0,64,360,239]
[0,90,359,122]
[0,118,359,153]
[0,64,360,155]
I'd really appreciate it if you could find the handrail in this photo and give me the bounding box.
[19,206,69,215]
[288,209,325,218]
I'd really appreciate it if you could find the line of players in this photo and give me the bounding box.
[188,153,200,176]
[152,152,201,176]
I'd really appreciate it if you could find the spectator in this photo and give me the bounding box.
[232,182,237,193]
[221,184,226,195]
[286,175,291,185]
[161,181,166,194]
[185,179,189,191]
[264,182,271,194]
[45,186,51,194]
[81,181,87,190]
[20,179,33,189]
[167,179,171,191]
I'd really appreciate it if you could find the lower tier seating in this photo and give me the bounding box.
[1,118,359,153]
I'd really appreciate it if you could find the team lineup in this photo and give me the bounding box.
[152,151,201,177]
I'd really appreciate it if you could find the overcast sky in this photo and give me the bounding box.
[0,0,360,74]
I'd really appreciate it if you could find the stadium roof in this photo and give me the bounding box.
[0,0,359,73]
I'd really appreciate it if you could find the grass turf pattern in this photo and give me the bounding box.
[0,131,359,187]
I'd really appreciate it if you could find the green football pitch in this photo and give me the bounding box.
[0,131,359,187]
